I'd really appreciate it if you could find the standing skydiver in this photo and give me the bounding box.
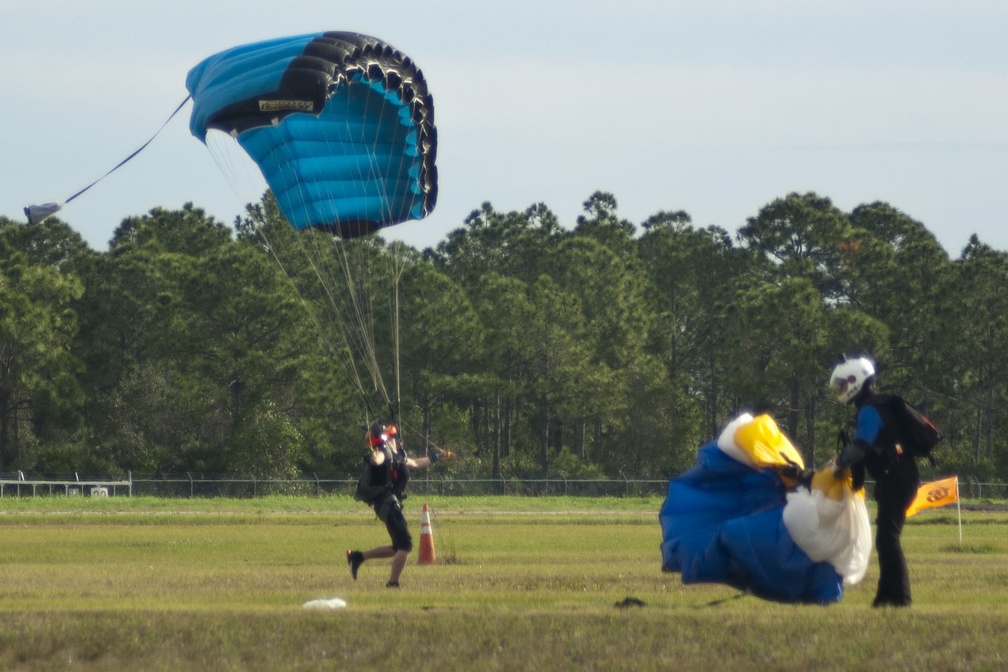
[831,355,920,607]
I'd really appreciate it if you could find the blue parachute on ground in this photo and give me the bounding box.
[660,414,871,604]
[186,31,437,238]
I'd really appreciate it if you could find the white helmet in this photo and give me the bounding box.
[830,356,876,404]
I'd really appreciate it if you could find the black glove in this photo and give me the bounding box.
[779,463,813,487]
[834,439,868,476]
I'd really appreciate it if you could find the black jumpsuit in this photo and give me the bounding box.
[848,395,920,607]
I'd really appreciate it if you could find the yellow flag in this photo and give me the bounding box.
[906,476,959,518]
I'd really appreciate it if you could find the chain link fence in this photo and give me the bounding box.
[2,474,1007,501]
[125,475,670,498]
[0,474,668,498]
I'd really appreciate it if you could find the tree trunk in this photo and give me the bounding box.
[503,395,512,459]
[540,400,550,473]
[492,392,501,479]
[787,376,800,441]
[421,392,432,458]
[0,387,10,471]
[576,419,586,460]
[471,398,482,455]
[805,394,817,465]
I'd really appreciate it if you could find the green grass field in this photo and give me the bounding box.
[1,495,1006,671]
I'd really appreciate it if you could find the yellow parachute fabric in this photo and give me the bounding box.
[809,464,864,502]
[717,413,805,470]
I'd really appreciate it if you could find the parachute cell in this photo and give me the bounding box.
[186,31,437,238]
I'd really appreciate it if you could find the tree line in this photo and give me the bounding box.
[1,190,1006,482]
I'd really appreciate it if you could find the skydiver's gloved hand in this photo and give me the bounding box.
[779,462,814,488]
[850,462,866,491]
[429,449,456,464]
[833,439,868,479]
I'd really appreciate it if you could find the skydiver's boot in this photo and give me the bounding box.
[346,550,364,580]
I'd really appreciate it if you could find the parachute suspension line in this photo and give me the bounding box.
[205,132,270,213]
[390,241,405,422]
[702,592,749,608]
[333,235,389,404]
[343,81,386,403]
[356,74,410,422]
[383,241,407,423]
[198,136,378,408]
[302,237,373,399]
[301,228,388,407]
[252,222,373,408]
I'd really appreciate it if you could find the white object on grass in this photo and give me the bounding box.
[302,597,348,610]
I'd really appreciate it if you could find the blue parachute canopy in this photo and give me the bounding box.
[660,442,844,604]
[186,32,437,238]
[659,414,871,605]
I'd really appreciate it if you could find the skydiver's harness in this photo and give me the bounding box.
[838,393,942,481]
[354,443,409,521]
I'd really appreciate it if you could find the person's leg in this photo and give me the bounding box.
[349,496,413,584]
[347,545,396,578]
[873,483,911,607]
[362,546,396,561]
[388,549,410,584]
[384,503,413,587]
[347,499,402,580]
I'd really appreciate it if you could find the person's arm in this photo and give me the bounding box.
[834,406,883,473]
[406,449,456,470]
[406,456,432,470]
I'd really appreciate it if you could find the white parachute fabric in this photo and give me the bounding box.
[783,478,872,586]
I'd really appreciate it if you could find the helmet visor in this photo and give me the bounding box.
[831,374,857,397]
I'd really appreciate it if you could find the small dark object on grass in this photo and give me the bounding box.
[614,597,646,609]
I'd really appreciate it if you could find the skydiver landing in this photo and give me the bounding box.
[347,421,454,587]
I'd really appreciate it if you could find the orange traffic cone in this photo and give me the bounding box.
[418,502,436,565]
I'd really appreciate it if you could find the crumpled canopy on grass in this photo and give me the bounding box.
[660,413,871,604]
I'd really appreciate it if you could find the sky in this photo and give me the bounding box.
[2,0,1006,255]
